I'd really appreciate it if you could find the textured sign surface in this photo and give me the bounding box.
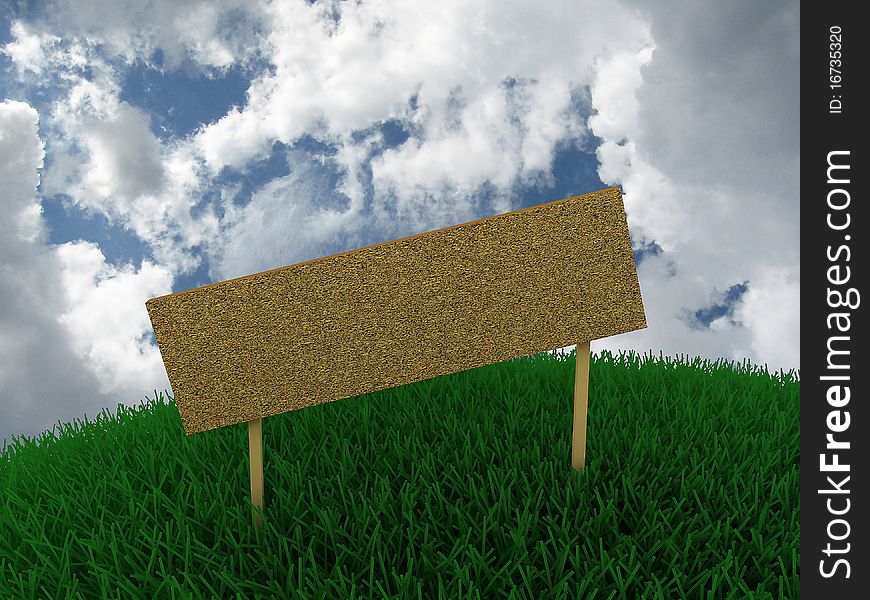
[146,186,646,435]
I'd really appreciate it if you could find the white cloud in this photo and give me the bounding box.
[731,264,800,371]
[1,21,91,89]
[1,4,272,275]
[212,148,365,280]
[0,100,172,451]
[22,33,221,277]
[36,44,149,201]
[78,103,166,200]
[194,0,653,270]
[55,241,173,394]
[584,0,800,375]
[14,0,267,73]
[1,21,60,76]
[0,101,48,235]
[8,0,648,281]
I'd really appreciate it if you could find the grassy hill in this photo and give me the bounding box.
[1,349,799,599]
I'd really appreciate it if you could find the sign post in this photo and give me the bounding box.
[248,418,264,531]
[572,340,591,472]
[146,186,646,526]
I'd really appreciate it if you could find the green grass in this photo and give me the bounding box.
[1,349,799,599]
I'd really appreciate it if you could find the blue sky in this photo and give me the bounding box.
[0,0,799,450]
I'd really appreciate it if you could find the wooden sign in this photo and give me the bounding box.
[146,186,646,527]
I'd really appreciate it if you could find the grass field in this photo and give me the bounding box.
[1,348,799,599]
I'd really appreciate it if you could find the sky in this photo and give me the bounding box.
[0,0,799,451]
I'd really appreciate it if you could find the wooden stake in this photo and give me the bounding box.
[572,341,591,473]
[248,418,264,530]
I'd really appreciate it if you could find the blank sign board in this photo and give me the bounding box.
[146,186,646,436]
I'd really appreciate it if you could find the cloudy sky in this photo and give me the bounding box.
[0,0,799,450]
